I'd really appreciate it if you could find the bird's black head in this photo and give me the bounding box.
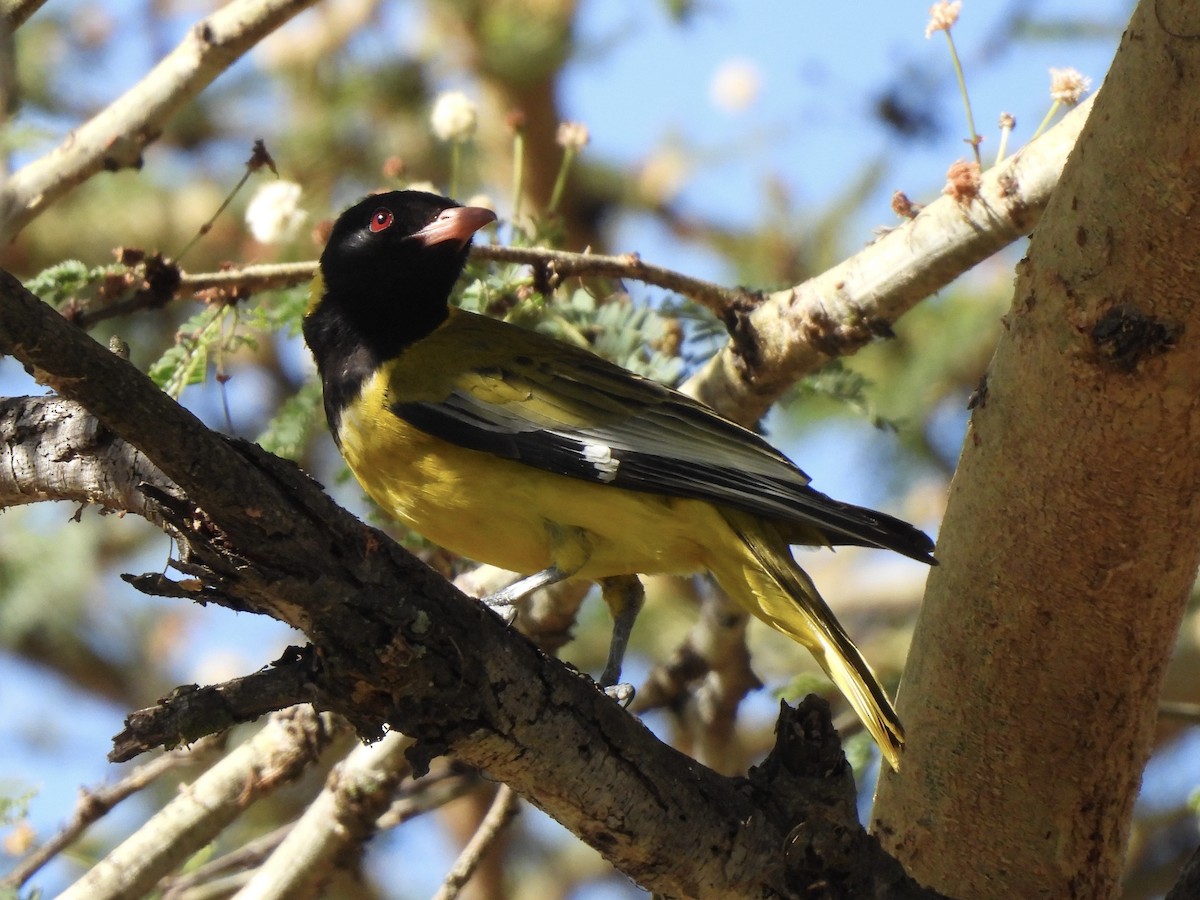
[304,191,495,436]
[307,190,496,363]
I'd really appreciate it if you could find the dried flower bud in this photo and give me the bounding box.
[247,139,278,176]
[505,108,527,133]
[556,121,590,151]
[382,156,406,180]
[942,159,981,204]
[891,190,921,219]
[1049,67,1091,105]
[925,0,961,38]
[998,111,1016,130]
[115,246,145,266]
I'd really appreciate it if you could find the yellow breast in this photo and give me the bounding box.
[337,371,721,581]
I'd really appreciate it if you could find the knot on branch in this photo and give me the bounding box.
[1088,303,1180,373]
[722,291,766,372]
[800,304,894,359]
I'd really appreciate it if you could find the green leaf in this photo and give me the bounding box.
[257,380,323,459]
[24,260,95,306]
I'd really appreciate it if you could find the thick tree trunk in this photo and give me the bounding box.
[873,1,1200,896]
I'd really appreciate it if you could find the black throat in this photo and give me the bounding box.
[303,274,452,442]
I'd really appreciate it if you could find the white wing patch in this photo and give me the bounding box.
[582,441,620,482]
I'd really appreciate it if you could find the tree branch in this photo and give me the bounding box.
[685,93,1096,425]
[0,735,225,893]
[109,646,329,762]
[58,707,338,900]
[434,785,519,900]
[477,244,748,317]
[873,6,1200,894]
[234,731,415,900]
[1,0,45,30]
[0,272,942,896]
[0,0,320,241]
[178,261,317,297]
[0,395,176,523]
[165,96,1094,431]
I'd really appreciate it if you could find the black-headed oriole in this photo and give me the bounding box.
[303,190,936,770]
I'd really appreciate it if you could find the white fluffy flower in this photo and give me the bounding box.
[1049,67,1091,105]
[637,147,689,204]
[430,91,478,142]
[556,121,590,151]
[245,180,306,244]
[709,59,762,113]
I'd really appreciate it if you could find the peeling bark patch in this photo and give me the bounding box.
[966,373,989,410]
[800,306,892,358]
[406,737,450,778]
[721,294,763,370]
[591,830,617,852]
[1088,304,1180,372]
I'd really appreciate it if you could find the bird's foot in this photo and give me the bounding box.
[603,682,635,707]
[489,604,519,626]
[485,566,569,608]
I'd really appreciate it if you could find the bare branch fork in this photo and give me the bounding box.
[0,91,1095,898]
[0,735,226,892]
[0,0,321,242]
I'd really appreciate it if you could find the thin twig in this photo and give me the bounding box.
[1158,700,1200,723]
[232,731,414,900]
[376,768,480,830]
[943,30,982,166]
[56,708,337,900]
[0,0,47,29]
[0,736,225,891]
[179,261,317,296]
[0,0,320,242]
[160,825,291,899]
[432,785,520,900]
[476,243,747,317]
[177,245,748,319]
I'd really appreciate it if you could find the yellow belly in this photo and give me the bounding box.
[338,399,721,580]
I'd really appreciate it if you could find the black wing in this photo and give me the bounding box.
[389,339,935,564]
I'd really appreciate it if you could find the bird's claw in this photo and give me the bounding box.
[604,682,635,707]
[491,604,519,626]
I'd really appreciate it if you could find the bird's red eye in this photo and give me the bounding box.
[369,208,394,233]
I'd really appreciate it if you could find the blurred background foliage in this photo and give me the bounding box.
[2,1,1195,898]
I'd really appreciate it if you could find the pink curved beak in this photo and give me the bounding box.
[413,206,497,248]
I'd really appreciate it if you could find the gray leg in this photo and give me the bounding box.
[485,566,571,609]
[598,575,644,704]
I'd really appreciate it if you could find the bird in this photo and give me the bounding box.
[302,190,936,770]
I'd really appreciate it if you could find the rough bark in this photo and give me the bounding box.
[0,272,942,898]
[873,2,1200,896]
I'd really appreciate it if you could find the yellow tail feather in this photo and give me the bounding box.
[710,509,905,771]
